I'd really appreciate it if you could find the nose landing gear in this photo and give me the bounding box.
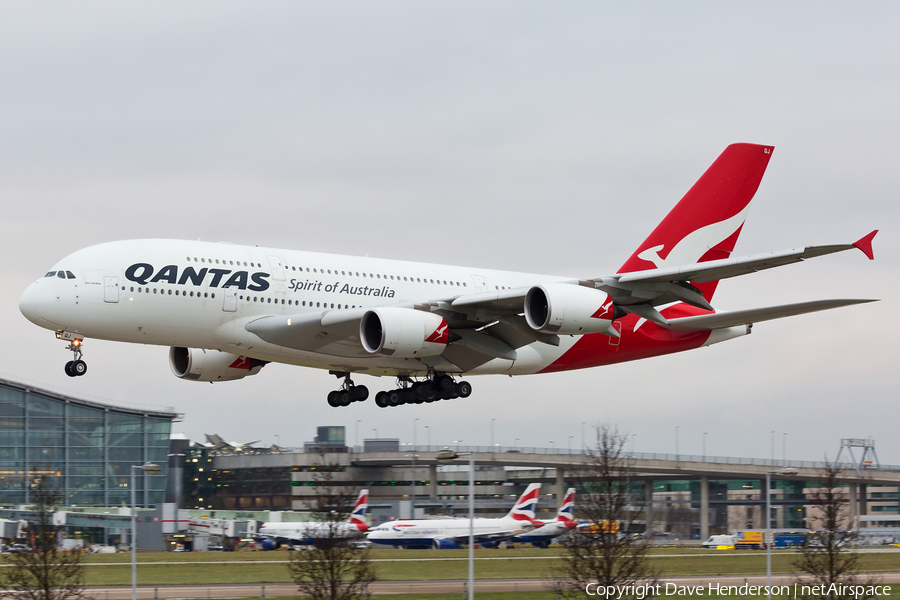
[62,337,87,377]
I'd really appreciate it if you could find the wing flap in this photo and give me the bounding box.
[665,299,877,331]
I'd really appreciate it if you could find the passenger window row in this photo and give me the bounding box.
[239,296,356,310]
[132,286,214,299]
[186,257,261,268]
[129,285,356,311]
[282,264,468,288]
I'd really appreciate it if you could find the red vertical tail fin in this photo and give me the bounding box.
[617,143,775,301]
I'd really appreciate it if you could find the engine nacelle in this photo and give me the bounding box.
[360,307,449,358]
[524,283,614,335]
[169,347,266,382]
[259,538,280,551]
[432,539,462,550]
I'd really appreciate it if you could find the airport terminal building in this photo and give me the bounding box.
[0,377,178,508]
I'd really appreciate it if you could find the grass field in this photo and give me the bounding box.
[69,548,900,587]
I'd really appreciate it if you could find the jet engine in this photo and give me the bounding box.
[169,347,267,382]
[259,539,280,551]
[524,283,614,335]
[432,539,462,550]
[360,307,449,358]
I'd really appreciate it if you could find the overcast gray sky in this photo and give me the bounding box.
[2,2,897,463]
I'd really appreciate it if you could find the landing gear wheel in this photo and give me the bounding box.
[327,391,341,407]
[418,381,437,401]
[351,386,369,402]
[387,390,403,406]
[72,360,87,376]
[436,375,454,392]
[375,391,388,408]
[339,391,353,407]
[64,361,76,378]
[456,380,472,398]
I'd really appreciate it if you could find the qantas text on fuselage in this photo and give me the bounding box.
[18,144,878,409]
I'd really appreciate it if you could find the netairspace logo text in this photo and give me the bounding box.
[584,583,892,599]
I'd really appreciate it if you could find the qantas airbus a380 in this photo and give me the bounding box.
[19,144,877,409]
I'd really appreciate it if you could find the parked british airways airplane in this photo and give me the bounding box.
[515,487,578,548]
[256,489,369,549]
[18,144,877,408]
[366,483,542,549]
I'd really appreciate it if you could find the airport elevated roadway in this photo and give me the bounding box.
[352,449,900,540]
[352,449,900,485]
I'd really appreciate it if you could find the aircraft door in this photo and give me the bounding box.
[222,289,237,312]
[268,256,285,281]
[103,276,119,303]
[471,275,487,293]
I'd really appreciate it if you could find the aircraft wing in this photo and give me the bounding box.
[241,232,876,366]
[589,231,877,314]
[616,232,876,285]
[244,308,379,357]
[665,299,877,331]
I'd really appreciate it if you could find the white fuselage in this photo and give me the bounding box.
[366,516,535,547]
[19,239,579,377]
[258,520,365,541]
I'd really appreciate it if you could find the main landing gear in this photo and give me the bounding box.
[326,372,369,408]
[63,338,87,378]
[374,374,472,408]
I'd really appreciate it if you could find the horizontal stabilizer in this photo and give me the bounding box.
[665,299,878,331]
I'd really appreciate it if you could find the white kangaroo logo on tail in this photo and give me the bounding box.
[637,205,750,269]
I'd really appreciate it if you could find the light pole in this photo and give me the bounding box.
[373,428,379,440]
[631,434,636,456]
[766,467,798,600]
[568,435,573,454]
[782,433,787,463]
[425,425,430,449]
[703,432,707,461]
[437,449,475,600]
[581,421,586,450]
[356,420,361,451]
[490,418,495,451]
[514,437,520,450]
[131,463,161,600]
[412,418,419,504]
[675,426,679,461]
[770,430,775,463]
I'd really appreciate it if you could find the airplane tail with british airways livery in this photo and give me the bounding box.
[18,143,878,410]
[348,488,369,532]
[507,483,543,524]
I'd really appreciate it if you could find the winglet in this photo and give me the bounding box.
[852,230,878,260]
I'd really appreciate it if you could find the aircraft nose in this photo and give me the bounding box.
[19,282,43,325]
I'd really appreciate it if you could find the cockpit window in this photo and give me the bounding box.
[45,272,57,277]
[66,271,76,279]
[57,272,66,279]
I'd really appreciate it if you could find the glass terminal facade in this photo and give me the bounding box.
[0,377,178,507]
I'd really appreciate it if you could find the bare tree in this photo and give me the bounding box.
[0,474,85,600]
[792,463,881,600]
[558,425,659,597]
[286,455,376,600]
